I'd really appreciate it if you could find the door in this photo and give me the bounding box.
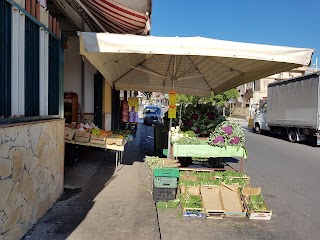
[94,73,103,128]
[259,103,269,130]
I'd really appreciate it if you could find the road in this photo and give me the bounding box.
[158,120,320,240]
[242,129,320,239]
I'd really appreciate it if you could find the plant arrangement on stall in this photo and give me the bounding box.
[208,120,245,148]
[169,126,200,145]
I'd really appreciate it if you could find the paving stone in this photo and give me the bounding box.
[29,124,42,157]
[13,127,29,148]
[4,181,20,215]
[2,127,17,141]
[12,148,25,183]
[0,179,13,211]
[1,206,22,233]
[0,142,11,159]
[0,157,12,179]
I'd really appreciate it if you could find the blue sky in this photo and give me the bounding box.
[151,0,319,67]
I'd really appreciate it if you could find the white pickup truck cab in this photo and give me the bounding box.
[253,102,269,134]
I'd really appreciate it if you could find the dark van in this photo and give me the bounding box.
[143,106,163,126]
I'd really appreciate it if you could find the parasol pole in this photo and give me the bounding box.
[167,56,177,159]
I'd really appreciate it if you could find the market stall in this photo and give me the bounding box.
[64,123,130,172]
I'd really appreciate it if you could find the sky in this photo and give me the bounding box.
[151,0,319,67]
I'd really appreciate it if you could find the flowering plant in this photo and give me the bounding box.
[208,121,245,148]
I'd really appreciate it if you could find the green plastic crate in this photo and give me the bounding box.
[154,177,178,188]
[153,168,179,178]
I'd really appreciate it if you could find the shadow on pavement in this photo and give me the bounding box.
[22,123,159,240]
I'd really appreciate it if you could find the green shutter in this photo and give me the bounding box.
[25,17,39,117]
[0,1,12,118]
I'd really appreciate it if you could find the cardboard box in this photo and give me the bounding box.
[182,207,205,218]
[220,184,246,218]
[200,186,225,219]
[74,130,91,143]
[65,127,76,140]
[242,187,272,220]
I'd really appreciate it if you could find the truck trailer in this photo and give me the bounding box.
[253,72,320,145]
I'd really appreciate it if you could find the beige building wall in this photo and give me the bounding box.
[0,119,65,240]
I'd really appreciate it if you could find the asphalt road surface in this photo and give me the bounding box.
[243,130,320,239]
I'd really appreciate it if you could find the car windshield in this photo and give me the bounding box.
[145,107,161,114]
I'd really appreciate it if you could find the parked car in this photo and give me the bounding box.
[143,106,163,126]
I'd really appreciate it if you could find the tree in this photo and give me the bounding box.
[213,89,240,116]
[176,88,239,116]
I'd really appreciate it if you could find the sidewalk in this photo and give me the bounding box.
[23,124,160,240]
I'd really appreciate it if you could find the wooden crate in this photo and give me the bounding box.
[220,184,246,218]
[242,187,272,220]
[106,135,124,145]
[74,131,91,143]
[65,127,76,140]
[90,134,106,145]
[200,186,226,219]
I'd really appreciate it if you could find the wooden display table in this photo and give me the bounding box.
[65,139,127,172]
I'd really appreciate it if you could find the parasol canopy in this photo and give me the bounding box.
[79,32,314,96]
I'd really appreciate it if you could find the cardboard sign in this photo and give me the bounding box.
[169,91,177,105]
[168,105,177,118]
[128,97,139,107]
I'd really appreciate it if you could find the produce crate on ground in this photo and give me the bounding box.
[153,187,177,202]
[219,184,246,218]
[153,168,180,178]
[200,186,226,219]
[180,189,204,218]
[182,207,205,218]
[242,187,272,220]
[154,177,178,188]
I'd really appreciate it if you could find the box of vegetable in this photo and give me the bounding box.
[180,192,205,218]
[242,187,272,220]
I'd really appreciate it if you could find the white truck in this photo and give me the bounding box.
[253,72,320,145]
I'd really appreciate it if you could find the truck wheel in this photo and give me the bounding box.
[288,130,298,143]
[254,124,261,134]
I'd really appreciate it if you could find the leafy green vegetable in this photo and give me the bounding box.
[248,194,267,211]
[180,194,202,209]
[156,199,180,209]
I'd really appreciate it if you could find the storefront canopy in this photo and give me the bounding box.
[79,32,314,96]
[80,0,150,34]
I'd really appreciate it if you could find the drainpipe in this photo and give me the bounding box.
[81,57,85,116]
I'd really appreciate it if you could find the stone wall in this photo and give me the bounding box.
[0,119,64,240]
[231,107,250,119]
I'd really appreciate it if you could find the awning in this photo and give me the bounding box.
[80,0,150,34]
[79,32,314,96]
